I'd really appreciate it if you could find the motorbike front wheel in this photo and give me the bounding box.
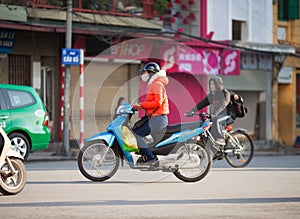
[78,140,120,182]
[0,158,27,195]
[173,141,212,183]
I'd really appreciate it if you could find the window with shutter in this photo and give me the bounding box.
[8,55,30,86]
[288,0,299,19]
[278,0,299,20]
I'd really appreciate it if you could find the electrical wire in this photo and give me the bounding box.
[163,28,300,57]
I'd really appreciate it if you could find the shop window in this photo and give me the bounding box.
[296,72,300,129]
[8,55,30,86]
[278,0,299,21]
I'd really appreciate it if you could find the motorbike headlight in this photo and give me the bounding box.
[116,102,132,115]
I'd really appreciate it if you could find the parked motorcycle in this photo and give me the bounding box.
[78,102,212,183]
[0,127,26,195]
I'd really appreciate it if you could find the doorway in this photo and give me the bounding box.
[40,66,53,118]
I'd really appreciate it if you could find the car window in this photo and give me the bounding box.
[7,90,35,108]
[0,92,3,110]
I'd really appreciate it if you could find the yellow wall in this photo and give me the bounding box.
[278,75,294,145]
[273,4,278,43]
[273,4,300,45]
[297,70,300,138]
[273,2,300,146]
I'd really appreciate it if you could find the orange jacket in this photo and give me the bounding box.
[141,70,169,117]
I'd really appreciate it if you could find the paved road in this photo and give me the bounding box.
[1,155,300,219]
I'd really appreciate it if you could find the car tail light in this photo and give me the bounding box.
[44,111,49,127]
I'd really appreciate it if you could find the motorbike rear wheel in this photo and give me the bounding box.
[173,141,212,182]
[0,158,27,195]
[78,140,120,182]
[225,130,254,168]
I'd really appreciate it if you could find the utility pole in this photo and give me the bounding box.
[63,0,73,156]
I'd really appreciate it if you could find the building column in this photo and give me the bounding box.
[271,55,286,143]
[200,0,207,38]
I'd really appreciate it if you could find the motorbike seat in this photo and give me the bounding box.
[165,121,202,134]
[149,121,203,154]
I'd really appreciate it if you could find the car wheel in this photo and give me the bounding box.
[8,132,30,160]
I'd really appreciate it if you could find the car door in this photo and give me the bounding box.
[0,89,12,132]
[2,88,37,134]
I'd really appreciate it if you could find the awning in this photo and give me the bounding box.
[98,38,154,60]
[0,7,164,37]
[26,7,163,33]
[232,41,295,55]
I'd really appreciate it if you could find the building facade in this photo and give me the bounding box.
[0,0,298,150]
[273,0,300,146]
[0,1,165,149]
[204,0,295,144]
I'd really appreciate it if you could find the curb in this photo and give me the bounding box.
[26,151,78,163]
[26,156,77,163]
[25,150,300,163]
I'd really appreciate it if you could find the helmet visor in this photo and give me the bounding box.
[139,67,146,73]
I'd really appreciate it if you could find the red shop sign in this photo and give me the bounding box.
[160,44,240,75]
[99,38,153,60]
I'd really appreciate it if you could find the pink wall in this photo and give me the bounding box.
[167,73,208,124]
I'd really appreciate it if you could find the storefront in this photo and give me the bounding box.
[278,56,300,146]
[149,40,241,125]
[296,68,300,146]
[0,29,61,141]
[297,69,300,130]
[68,37,297,145]
[68,38,235,140]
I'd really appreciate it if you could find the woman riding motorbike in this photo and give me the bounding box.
[133,62,169,164]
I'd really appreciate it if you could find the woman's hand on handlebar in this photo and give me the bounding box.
[132,103,141,111]
[200,112,211,119]
[185,111,195,117]
[185,111,211,119]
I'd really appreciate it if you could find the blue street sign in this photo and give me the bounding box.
[0,29,15,54]
[62,48,81,65]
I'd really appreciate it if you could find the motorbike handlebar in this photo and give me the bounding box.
[132,107,139,112]
[199,112,211,119]
[184,112,211,120]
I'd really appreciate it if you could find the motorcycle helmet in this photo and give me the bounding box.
[139,62,160,74]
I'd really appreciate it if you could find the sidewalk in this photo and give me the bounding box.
[26,149,79,162]
[26,146,300,163]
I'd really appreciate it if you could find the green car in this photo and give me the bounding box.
[0,84,50,160]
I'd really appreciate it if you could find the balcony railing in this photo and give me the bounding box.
[0,0,155,19]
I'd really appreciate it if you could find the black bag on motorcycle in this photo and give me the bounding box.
[132,107,158,130]
[132,115,149,130]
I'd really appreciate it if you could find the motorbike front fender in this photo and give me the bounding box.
[230,128,248,134]
[86,131,116,147]
[6,149,24,161]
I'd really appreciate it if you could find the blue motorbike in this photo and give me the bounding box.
[78,103,212,182]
